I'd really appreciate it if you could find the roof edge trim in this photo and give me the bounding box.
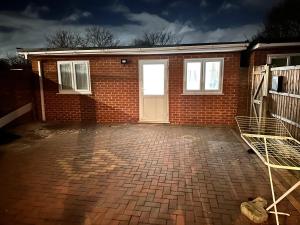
[252,42,300,50]
[17,43,249,56]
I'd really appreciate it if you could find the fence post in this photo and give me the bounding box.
[250,66,255,117]
[262,64,271,117]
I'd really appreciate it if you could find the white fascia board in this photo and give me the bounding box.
[18,43,249,56]
[252,42,300,50]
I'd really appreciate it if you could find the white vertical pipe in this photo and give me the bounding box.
[38,61,46,122]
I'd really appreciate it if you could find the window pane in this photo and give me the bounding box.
[75,63,88,90]
[60,64,72,90]
[186,62,201,91]
[271,58,287,67]
[143,64,164,95]
[290,56,300,66]
[204,61,221,90]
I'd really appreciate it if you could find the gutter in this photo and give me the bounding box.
[18,43,249,56]
[252,42,300,50]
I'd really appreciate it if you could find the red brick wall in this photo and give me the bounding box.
[30,52,241,125]
[237,67,249,116]
[250,47,300,66]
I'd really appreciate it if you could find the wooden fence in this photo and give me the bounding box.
[250,65,267,119]
[251,65,300,140]
[269,66,300,140]
[0,66,34,127]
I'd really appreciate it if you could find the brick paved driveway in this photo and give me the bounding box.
[0,123,299,225]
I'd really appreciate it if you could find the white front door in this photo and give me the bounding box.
[139,60,169,123]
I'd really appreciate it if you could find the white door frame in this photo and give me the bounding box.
[138,59,169,123]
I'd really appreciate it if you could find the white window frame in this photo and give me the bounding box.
[183,58,224,95]
[267,53,300,66]
[57,60,91,94]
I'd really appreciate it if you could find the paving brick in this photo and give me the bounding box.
[0,123,299,225]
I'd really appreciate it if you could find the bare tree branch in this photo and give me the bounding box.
[253,0,300,43]
[7,55,27,65]
[46,30,86,48]
[85,26,119,47]
[132,30,183,47]
[0,54,28,70]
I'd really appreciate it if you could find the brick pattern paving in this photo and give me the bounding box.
[0,124,299,225]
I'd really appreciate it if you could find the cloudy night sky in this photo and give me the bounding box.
[0,0,281,56]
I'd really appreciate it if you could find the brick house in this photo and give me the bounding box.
[250,42,300,68]
[16,41,300,125]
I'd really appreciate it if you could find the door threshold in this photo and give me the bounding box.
[138,121,170,124]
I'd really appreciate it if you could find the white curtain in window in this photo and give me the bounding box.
[186,62,201,90]
[75,63,88,90]
[60,64,72,90]
[205,61,220,90]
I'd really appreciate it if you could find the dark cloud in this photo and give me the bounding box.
[0,0,280,56]
[21,3,49,18]
[63,10,92,22]
[0,25,19,33]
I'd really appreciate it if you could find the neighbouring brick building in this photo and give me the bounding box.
[250,42,300,67]
[16,41,300,125]
[244,42,300,119]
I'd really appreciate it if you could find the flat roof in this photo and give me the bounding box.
[17,41,249,57]
[252,42,300,50]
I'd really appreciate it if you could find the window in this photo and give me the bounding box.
[186,62,201,91]
[290,56,300,66]
[57,61,91,94]
[143,64,165,95]
[183,58,224,94]
[204,61,221,90]
[270,58,287,67]
[268,54,300,67]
